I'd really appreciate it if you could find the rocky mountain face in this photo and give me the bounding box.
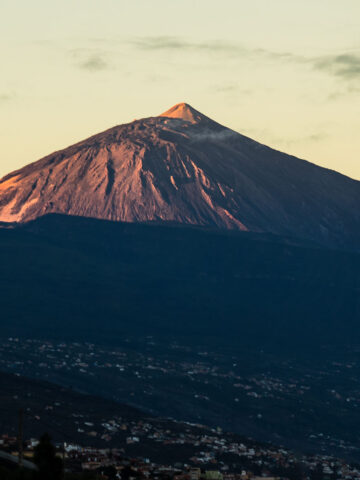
[1,103,359,248]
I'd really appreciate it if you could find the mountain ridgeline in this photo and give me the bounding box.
[0,103,359,249]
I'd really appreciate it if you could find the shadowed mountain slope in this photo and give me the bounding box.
[0,214,359,347]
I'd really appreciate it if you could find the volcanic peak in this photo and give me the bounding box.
[1,103,360,250]
[160,103,208,124]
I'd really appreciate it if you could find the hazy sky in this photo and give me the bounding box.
[1,0,359,179]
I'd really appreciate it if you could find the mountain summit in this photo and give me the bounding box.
[0,103,360,248]
[160,102,211,123]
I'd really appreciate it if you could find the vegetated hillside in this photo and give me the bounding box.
[0,103,359,249]
[0,214,359,348]
[0,370,143,447]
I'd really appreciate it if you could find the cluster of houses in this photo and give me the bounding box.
[1,427,360,480]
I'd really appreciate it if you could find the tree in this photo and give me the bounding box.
[286,462,306,480]
[33,433,63,480]
[99,465,117,479]
[311,463,324,480]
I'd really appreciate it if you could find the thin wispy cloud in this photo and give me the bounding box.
[242,127,328,149]
[285,133,329,147]
[130,36,243,54]
[328,83,360,100]
[213,84,253,95]
[130,36,300,61]
[130,36,360,83]
[78,35,360,88]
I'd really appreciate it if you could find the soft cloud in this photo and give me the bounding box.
[190,129,239,143]
[314,53,360,79]
[0,93,15,102]
[69,48,109,72]
[79,54,108,72]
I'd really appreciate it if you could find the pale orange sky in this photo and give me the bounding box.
[1,0,359,179]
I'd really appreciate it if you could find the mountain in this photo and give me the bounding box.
[0,103,359,248]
